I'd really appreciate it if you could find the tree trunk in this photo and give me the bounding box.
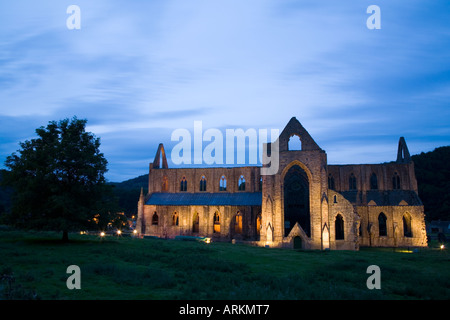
[62,230,69,242]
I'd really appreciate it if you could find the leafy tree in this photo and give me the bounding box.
[3,117,115,241]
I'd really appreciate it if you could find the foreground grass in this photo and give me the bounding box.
[0,228,449,300]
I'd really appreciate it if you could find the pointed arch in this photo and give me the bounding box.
[378,212,387,236]
[392,172,401,190]
[219,175,227,191]
[161,176,169,192]
[335,214,345,240]
[152,212,159,226]
[328,173,335,190]
[234,211,243,234]
[370,173,378,190]
[238,175,246,191]
[256,213,262,239]
[199,175,207,192]
[172,212,179,226]
[192,212,199,233]
[349,173,357,190]
[403,212,412,237]
[213,211,220,233]
[283,164,310,237]
[180,176,187,191]
[153,143,168,169]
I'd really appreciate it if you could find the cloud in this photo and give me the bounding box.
[0,0,448,181]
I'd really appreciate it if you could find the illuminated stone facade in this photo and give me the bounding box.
[136,117,427,250]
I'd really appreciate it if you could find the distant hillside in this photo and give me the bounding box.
[412,146,450,222]
[109,174,148,217]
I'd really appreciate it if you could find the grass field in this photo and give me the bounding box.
[0,227,449,300]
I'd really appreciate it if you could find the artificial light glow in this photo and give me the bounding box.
[117,230,122,235]
[133,230,137,234]
[440,244,445,250]
[100,232,105,237]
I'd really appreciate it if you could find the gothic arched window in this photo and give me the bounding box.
[335,214,344,240]
[219,175,227,191]
[378,212,387,236]
[370,173,378,190]
[199,176,207,192]
[180,177,187,192]
[238,175,246,191]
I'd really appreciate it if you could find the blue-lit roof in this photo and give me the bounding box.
[145,192,262,206]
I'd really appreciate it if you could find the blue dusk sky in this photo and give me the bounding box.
[0,1,449,182]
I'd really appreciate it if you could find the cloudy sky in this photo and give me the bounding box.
[1,0,449,182]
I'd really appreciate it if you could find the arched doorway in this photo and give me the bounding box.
[255,214,262,240]
[293,236,302,249]
[284,165,310,237]
[192,212,199,233]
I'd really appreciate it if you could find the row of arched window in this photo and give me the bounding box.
[162,175,262,192]
[150,211,262,235]
[334,212,413,240]
[328,172,402,191]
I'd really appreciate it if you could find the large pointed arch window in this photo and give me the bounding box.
[284,165,310,237]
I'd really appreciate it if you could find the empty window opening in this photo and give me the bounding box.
[256,214,262,238]
[219,175,227,191]
[234,212,243,234]
[152,212,159,226]
[328,174,335,190]
[335,214,345,240]
[238,175,246,191]
[214,212,220,233]
[180,177,187,192]
[403,213,412,237]
[349,173,357,190]
[199,176,207,192]
[192,213,199,233]
[378,212,387,236]
[288,134,302,151]
[370,173,378,190]
[392,172,401,190]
